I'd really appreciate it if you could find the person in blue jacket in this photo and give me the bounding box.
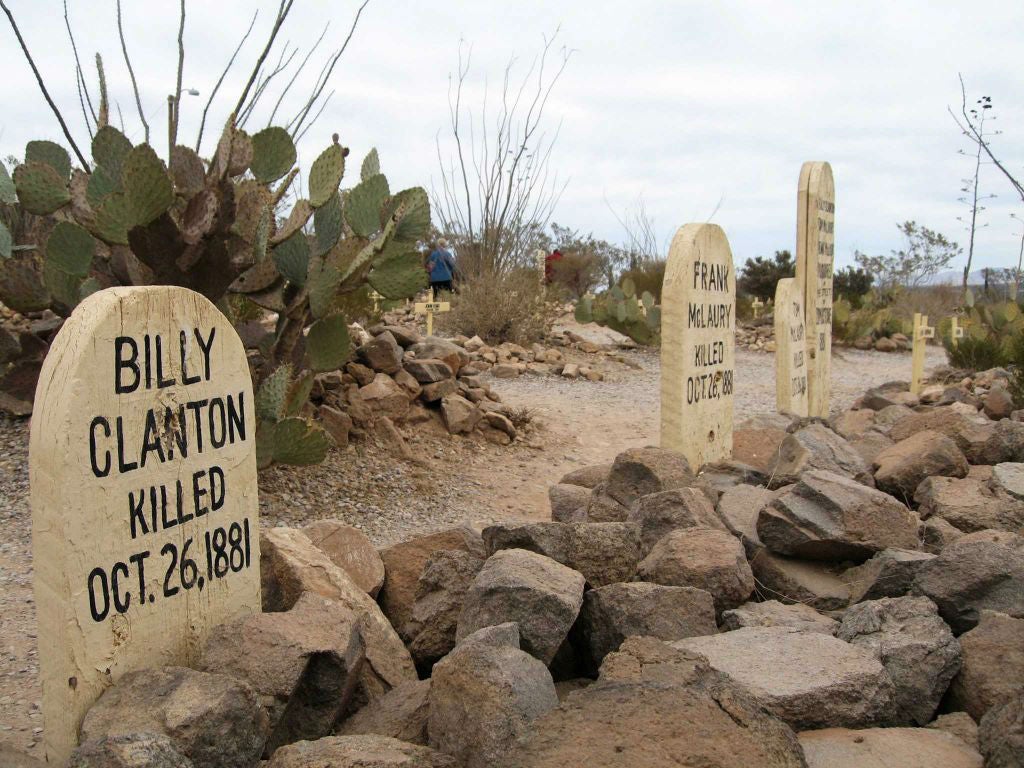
[427,238,458,293]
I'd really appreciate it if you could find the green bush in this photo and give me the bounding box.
[944,336,1007,371]
[737,250,793,300]
[1008,332,1024,408]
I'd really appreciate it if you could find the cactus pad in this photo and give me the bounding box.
[0,258,49,313]
[308,143,346,208]
[368,248,425,299]
[228,129,254,176]
[271,199,313,245]
[621,277,636,298]
[181,188,219,244]
[257,364,293,422]
[86,164,120,207]
[314,191,343,256]
[46,222,94,276]
[306,313,351,372]
[26,140,72,181]
[641,290,655,310]
[0,222,11,260]
[306,257,342,319]
[121,145,174,226]
[0,161,16,205]
[360,147,380,181]
[252,206,271,263]
[384,187,431,244]
[272,231,311,286]
[170,145,206,196]
[345,173,390,237]
[256,417,330,467]
[249,126,296,183]
[230,255,279,293]
[13,161,70,215]
[92,127,133,177]
[284,371,314,417]
[92,192,134,245]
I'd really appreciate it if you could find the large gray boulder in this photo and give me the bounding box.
[675,626,896,729]
[69,735,194,768]
[768,423,875,486]
[947,611,1024,722]
[572,582,717,671]
[912,530,1024,633]
[409,337,470,374]
[456,549,585,664]
[79,667,268,768]
[499,636,806,768]
[558,463,611,489]
[757,470,920,561]
[843,548,937,603]
[266,735,455,767]
[716,483,775,553]
[626,487,725,553]
[721,599,838,635]
[403,550,484,669]
[915,475,1024,533]
[889,407,995,464]
[637,527,754,614]
[429,626,558,768]
[357,331,404,374]
[547,483,590,522]
[874,430,970,499]
[798,727,983,768]
[977,419,1024,464]
[482,522,641,588]
[979,693,1024,768]
[337,679,431,746]
[836,596,961,725]
[604,446,695,507]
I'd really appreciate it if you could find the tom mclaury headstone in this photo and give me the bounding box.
[661,223,736,470]
[774,277,809,417]
[795,161,835,418]
[30,286,261,763]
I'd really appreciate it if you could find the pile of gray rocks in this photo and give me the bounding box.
[29,375,1024,767]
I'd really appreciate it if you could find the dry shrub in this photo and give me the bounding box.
[438,268,560,345]
[898,284,960,325]
[504,405,536,429]
[620,259,666,302]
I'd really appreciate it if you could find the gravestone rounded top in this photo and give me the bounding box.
[775,277,809,417]
[30,286,260,764]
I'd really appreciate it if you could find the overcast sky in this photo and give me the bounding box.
[3,0,1022,273]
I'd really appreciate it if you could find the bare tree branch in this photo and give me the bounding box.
[239,42,297,127]
[116,0,149,143]
[294,90,334,143]
[64,0,97,131]
[196,9,258,152]
[1,0,90,169]
[267,22,330,126]
[232,0,295,120]
[170,0,186,154]
[950,73,1024,203]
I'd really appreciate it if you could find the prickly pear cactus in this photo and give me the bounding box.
[572,279,661,345]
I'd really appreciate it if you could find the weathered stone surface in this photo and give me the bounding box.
[731,426,787,473]
[379,526,484,634]
[947,611,1024,721]
[928,711,979,750]
[675,627,896,729]
[420,379,458,403]
[721,599,838,634]
[266,735,456,767]
[977,419,1024,465]
[979,693,1024,768]
[837,596,961,725]
[874,431,970,499]
[547,484,590,522]
[260,528,417,697]
[69,734,194,768]
[758,470,920,561]
[200,594,366,751]
[439,394,480,434]
[346,361,376,386]
[376,325,423,348]
[337,679,431,746]
[429,627,558,768]
[403,550,483,669]
[889,408,994,463]
[920,515,964,554]
[604,447,695,507]
[502,637,806,768]
[850,430,896,465]
[358,331,403,374]
[716,483,774,552]
[992,461,1024,500]
[637,528,753,613]
[558,464,611,489]
[0,745,45,768]
[303,520,385,597]
[626,488,725,553]
[798,727,983,768]
[872,403,917,432]
[584,483,629,522]
[863,383,917,410]
[320,405,353,448]
[403,358,454,384]
[912,531,1024,633]
[844,548,937,603]
[985,386,1015,419]
[698,460,769,495]
[482,522,641,588]
[359,373,410,421]
[831,408,877,439]
[79,667,268,768]
[769,423,875,486]
[573,582,717,670]
[409,338,470,374]
[748,546,850,610]
[456,549,586,664]
[915,475,1024,533]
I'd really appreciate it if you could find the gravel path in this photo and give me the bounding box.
[0,344,945,755]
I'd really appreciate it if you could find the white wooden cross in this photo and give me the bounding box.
[950,316,964,348]
[751,297,765,319]
[369,289,384,315]
[910,313,935,395]
[414,288,451,337]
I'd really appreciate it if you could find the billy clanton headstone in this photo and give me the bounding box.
[30,286,261,764]
[774,277,809,417]
[661,223,736,470]
[795,161,835,419]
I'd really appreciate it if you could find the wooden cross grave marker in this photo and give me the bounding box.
[911,312,934,395]
[950,316,964,348]
[751,297,764,319]
[369,289,384,315]
[414,288,451,336]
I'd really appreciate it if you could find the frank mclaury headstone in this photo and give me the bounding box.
[774,277,809,417]
[30,286,261,763]
[661,223,736,470]
[795,161,835,419]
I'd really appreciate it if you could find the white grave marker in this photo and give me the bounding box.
[661,223,736,470]
[795,161,835,418]
[30,287,261,764]
[774,277,809,416]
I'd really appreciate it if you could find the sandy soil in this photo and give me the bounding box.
[0,343,946,756]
